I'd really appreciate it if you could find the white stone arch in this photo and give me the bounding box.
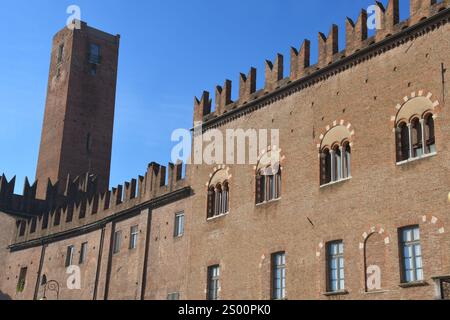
[391,91,440,126]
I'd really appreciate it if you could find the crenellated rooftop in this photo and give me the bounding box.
[1,161,189,248]
[194,0,449,126]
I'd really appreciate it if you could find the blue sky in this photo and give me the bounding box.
[0,0,411,193]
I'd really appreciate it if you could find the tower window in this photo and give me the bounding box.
[89,44,101,64]
[57,44,64,64]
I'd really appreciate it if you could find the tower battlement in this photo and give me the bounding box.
[193,0,449,123]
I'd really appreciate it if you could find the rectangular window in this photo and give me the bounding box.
[65,245,75,267]
[167,292,180,300]
[271,252,286,300]
[79,242,88,264]
[130,225,139,250]
[17,267,27,293]
[57,44,64,64]
[174,212,185,238]
[113,230,122,254]
[400,226,424,283]
[327,241,345,292]
[89,44,101,64]
[207,265,220,300]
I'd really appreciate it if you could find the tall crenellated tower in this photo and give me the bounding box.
[35,21,120,199]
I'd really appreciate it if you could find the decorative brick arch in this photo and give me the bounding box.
[316,120,355,152]
[420,214,445,234]
[206,165,232,188]
[390,91,440,127]
[359,225,391,250]
[361,226,391,293]
[253,146,286,174]
[315,241,325,258]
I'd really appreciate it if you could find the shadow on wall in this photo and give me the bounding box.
[0,291,12,300]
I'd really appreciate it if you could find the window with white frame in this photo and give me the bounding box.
[207,182,229,218]
[256,164,281,204]
[174,212,185,237]
[320,142,351,186]
[400,226,424,283]
[129,226,139,250]
[327,241,345,292]
[207,265,220,300]
[395,113,436,163]
[271,252,286,300]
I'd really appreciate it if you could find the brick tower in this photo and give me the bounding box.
[35,21,120,199]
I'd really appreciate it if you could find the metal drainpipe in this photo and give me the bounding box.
[140,208,152,300]
[33,242,47,300]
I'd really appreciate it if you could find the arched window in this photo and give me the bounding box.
[222,182,229,214]
[320,143,351,186]
[342,142,351,179]
[393,93,439,163]
[332,145,342,181]
[319,123,353,186]
[207,182,229,218]
[320,149,332,186]
[424,113,436,154]
[411,118,423,158]
[396,122,410,162]
[215,184,222,216]
[256,164,281,204]
[395,113,436,163]
[207,169,231,219]
[207,186,216,219]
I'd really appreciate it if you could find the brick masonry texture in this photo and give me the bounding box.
[0,2,450,300]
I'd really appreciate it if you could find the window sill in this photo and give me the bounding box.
[399,280,428,289]
[431,275,450,280]
[323,290,349,297]
[207,213,229,222]
[174,235,184,239]
[364,290,389,295]
[396,152,437,166]
[320,177,352,189]
[256,198,281,207]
